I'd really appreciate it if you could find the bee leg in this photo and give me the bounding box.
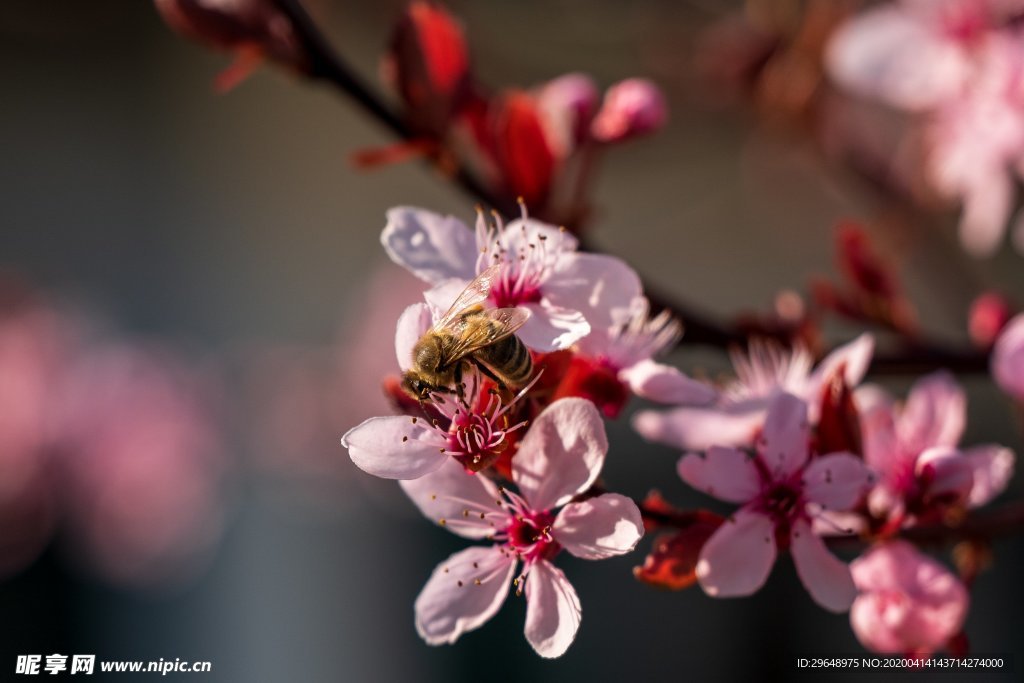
[453,362,466,404]
[471,360,506,392]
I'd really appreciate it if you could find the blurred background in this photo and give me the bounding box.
[1,1,1022,680]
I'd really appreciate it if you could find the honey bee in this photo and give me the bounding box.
[401,265,533,401]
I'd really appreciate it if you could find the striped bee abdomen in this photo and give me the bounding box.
[475,332,532,387]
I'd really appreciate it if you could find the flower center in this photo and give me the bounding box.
[488,261,543,308]
[760,482,802,522]
[505,508,559,562]
[447,409,509,472]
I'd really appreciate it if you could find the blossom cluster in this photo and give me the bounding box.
[828,0,1024,256]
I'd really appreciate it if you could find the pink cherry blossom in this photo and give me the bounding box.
[56,345,225,587]
[633,334,874,451]
[858,371,1015,525]
[342,367,532,480]
[850,541,969,654]
[591,78,668,143]
[400,398,643,657]
[566,296,716,411]
[381,206,641,351]
[678,392,873,612]
[993,313,1024,400]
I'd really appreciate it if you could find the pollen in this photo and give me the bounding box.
[402,436,409,442]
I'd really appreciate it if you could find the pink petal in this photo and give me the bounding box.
[517,302,590,352]
[757,392,810,478]
[958,171,1012,257]
[552,493,644,560]
[802,452,874,510]
[620,360,718,405]
[382,207,478,284]
[513,398,608,511]
[826,6,969,111]
[696,508,777,598]
[856,384,901,474]
[900,371,966,451]
[414,545,517,645]
[964,445,1015,507]
[524,559,582,658]
[915,447,973,503]
[789,518,856,613]
[993,314,1024,400]
[631,405,762,451]
[400,459,504,539]
[395,303,433,372]
[544,253,642,331]
[850,541,969,653]
[677,447,760,504]
[342,416,447,480]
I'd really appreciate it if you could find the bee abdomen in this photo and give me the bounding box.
[477,334,532,386]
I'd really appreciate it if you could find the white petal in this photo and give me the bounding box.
[513,398,607,511]
[631,405,761,451]
[826,6,969,111]
[958,172,1012,257]
[789,518,856,613]
[414,545,517,645]
[516,302,590,352]
[342,416,447,480]
[423,279,472,319]
[802,452,874,510]
[620,360,718,405]
[964,445,1015,507]
[543,253,642,331]
[395,303,434,372]
[757,392,810,478]
[382,207,477,284]
[524,559,582,658]
[499,217,579,253]
[677,447,760,504]
[400,459,504,539]
[696,508,777,598]
[552,493,644,560]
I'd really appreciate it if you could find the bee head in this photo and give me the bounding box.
[400,371,433,402]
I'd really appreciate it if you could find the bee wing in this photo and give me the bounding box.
[433,264,502,331]
[442,307,532,360]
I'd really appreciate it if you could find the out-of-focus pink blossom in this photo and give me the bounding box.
[535,73,599,156]
[591,78,667,143]
[154,0,308,91]
[633,334,874,451]
[554,297,715,417]
[401,398,643,657]
[828,1,1024,255]
[0,290,65,578]
[858,372,1015,526]
[993,313,1024,400]
[57,346,225,587]
[678,392,873,612]
[382,205,642,351]
[969,291,1014,348]
[850,540,969,654]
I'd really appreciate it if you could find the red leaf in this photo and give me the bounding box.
[487,90,557,208]
[551,354,629,419]
[633,515,724,591]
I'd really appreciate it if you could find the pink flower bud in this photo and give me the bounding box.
[851,541,969,655]
[154,0,307,90]
[993,313,1024,401]
[969,291,1014,348]
[591,78,667,143]
[536,73,599,155]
